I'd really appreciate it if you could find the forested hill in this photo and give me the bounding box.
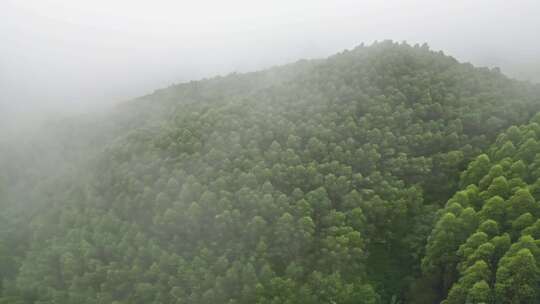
[1,41,540,304]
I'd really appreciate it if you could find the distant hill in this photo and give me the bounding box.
[1,41,540,304]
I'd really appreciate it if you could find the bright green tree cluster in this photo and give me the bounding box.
[421,114,540,303]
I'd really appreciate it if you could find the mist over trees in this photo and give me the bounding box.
[2,41,540,303]
[2,0,539,129]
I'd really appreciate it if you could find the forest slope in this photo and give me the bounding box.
[1,41,540,303]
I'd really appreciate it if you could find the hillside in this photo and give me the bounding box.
[1,41,540,304]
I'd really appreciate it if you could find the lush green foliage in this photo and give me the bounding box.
[1,41,539,303]
[421,114,540,303]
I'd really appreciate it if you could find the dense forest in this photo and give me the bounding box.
[1,41,540,303]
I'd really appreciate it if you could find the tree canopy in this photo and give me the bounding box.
[1,41,540,303]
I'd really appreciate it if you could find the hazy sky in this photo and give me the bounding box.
[2,0,540,120]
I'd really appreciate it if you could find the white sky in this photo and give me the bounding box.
[1,0,540,119]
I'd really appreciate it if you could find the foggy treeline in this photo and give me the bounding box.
[2,0,539,127]
[2,1,540,304]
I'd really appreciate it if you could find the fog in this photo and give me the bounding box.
[2,0,540,127]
